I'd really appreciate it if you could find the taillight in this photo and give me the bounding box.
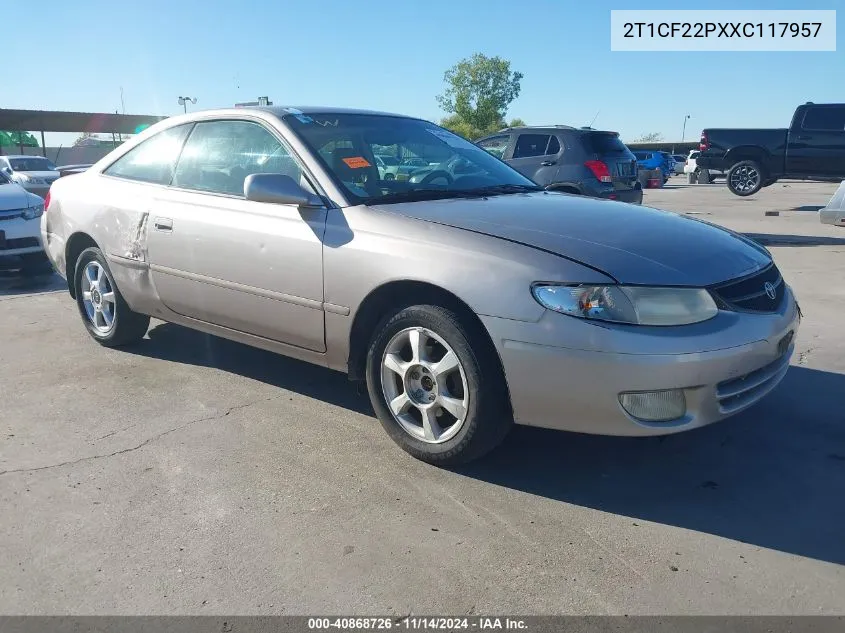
[43,190,51,212]
[699,131,709,151]
[585,160,612,183]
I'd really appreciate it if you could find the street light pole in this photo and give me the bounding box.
[177,96,198,113]
[681,114,691,144]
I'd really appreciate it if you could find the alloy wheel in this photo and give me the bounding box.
[81,261,116,334]
[730,165,760,194]
[380,327,469,444]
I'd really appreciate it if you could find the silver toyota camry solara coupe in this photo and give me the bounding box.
[41,107,800,465]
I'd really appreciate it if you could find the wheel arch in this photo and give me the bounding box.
[725,146,772,173]
[346,280,511,409]
[64,232,99,298]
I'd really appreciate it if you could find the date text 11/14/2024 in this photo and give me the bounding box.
[308,617,529,630]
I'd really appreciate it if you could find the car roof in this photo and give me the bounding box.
[2,154,49,159]
[254,105,418,119]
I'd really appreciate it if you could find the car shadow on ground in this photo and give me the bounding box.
[130,324,844,566]
[0,271,66,297]
[790,205,825,212]
[134,322,373,416]
[455,365,845,566]
[744,233,845,247]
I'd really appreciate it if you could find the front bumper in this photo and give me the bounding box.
[819,180,845,227]
[483,287,800,436]
[0,216,44,257]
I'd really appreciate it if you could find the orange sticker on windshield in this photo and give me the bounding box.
[342,156,371,169]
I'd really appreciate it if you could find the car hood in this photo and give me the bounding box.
[0,182,34,210]
[373,192,771,286]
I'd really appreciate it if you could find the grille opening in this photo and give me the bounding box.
[710,264,785,313]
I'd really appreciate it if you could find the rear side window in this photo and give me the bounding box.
[581,133,629,155]
[173,120,304,196]
[801,106,845,132]
[513,134,552,158]
[104,124,193,184]
[476,135,509,158]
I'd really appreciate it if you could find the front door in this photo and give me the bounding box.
[146,119,327,352]
[787,105,845,178]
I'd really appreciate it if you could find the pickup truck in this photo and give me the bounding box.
[696,102,845,197]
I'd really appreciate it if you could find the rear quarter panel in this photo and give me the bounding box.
[43,171,162,313]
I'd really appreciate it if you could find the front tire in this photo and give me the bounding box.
[74,247,150,347]
[365,304,512,466]
[727,160,764,196]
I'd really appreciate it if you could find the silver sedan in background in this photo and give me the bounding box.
[1,155,60,199]
[41,107,800,465]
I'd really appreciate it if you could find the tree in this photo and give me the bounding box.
[633,132,664,143]
[439,115,528,141]
[437,54,524,134]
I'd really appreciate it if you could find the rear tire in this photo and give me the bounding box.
[365,304,512,466]
[727,160,764,196]
[73,247,149,347]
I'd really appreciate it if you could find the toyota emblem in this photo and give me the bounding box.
[764,281,776,300]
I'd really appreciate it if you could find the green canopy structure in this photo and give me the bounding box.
[0,130,39,147]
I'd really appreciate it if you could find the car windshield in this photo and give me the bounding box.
[9,157,57,171]
[285,113,541,205]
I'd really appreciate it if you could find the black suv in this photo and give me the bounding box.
[475,126,642,204]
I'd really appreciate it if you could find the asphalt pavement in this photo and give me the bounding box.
[1,179,843,615]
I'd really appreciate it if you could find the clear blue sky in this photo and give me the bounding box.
[6,0,842,144]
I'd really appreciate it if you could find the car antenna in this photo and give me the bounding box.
[587,110,600,128]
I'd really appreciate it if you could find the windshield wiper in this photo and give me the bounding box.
[368,184,543,205]
[460,183,544,196]
[367,189,488,205]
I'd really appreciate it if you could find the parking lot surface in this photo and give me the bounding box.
[2,180,844,615]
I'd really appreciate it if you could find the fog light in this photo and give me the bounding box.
[619,389,686,422]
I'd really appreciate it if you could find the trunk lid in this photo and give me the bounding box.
[580,131,638,188]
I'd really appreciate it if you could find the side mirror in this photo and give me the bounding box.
[244,173,323,208]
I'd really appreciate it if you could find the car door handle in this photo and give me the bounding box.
[541,160,557,166]
[796,135,812,140]
[153,217,173,231]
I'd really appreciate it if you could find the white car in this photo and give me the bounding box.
[374,155,401,180]
[0,155,60,199]
[0,169,49,273]
[684,150,725,181]
[820,180,845,227]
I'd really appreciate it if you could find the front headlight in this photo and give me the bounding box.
[22,204,44,220]
[18,174,45,185]
[532,284,718,326]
